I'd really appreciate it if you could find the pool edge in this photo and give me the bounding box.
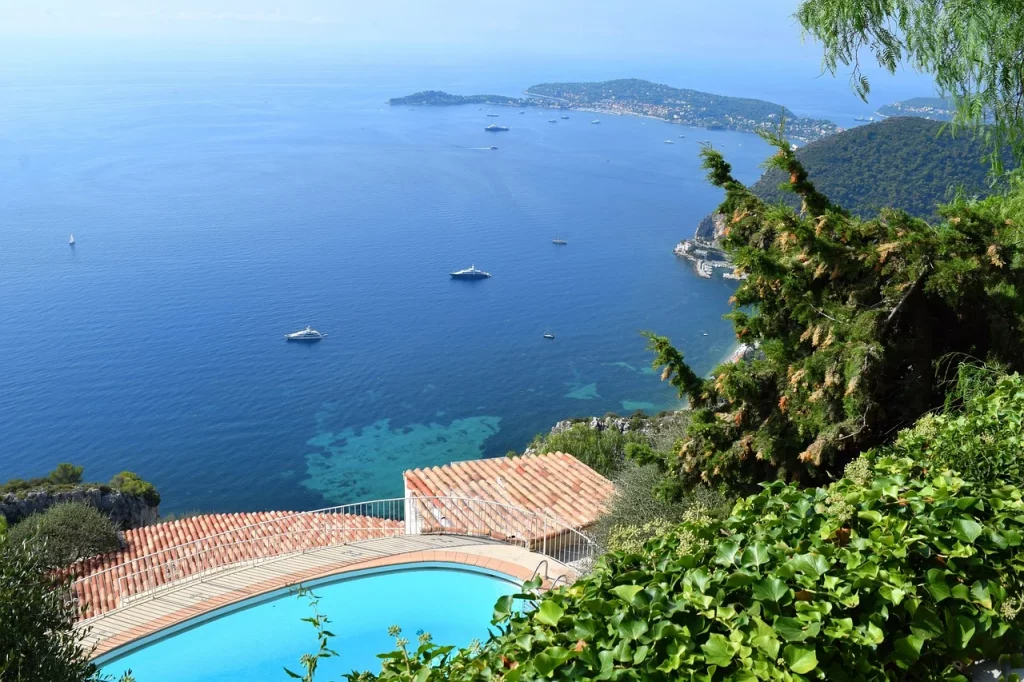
[91,560,524,666]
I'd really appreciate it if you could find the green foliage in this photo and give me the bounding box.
[593,461,730,552]
[751,118,1008,221]
[351,454,1024,681]
[109,471,161,506]
[49,463,84,485]
[529,423,649,478]
[891,367,1024,488]
[6,502,121,569]
[0,465,160,516]
[285,588,340,682]
[645,135,1024,494]
[0,541,99,681]
[0,516,6,539]
[796,0,1024,170]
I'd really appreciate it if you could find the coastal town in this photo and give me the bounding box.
[390,79,841,143]
[673,237,747,280]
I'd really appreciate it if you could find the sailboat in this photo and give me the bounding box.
[543,330,555,339]
[552,235,568,245]
[69,234,75,246]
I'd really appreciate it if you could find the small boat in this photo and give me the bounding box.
[552,236,568,245]
[69,234,75,246]
[285,326,326,341]
[450,264,492,280]
[485,124,509,132]
[548,119,558,123]
[489,146,498,150]
[560,115,569,120]
[518,111,525,115]
[678,134,685,138]
[543,331,555,339]
[664,140,674,144]
[486,114,499,118]
[591,120,601,125]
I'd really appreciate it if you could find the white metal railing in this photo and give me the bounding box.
[71,496,597,618]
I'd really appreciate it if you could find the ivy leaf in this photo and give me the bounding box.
[617,618,649,641]
[493,595,514,621]
[775,617,818,642]
[970,581,992,609]
[951,614,976,650]
[892,634,925,667]
[953,518,983,543]
[535,601,564,627]
[783,644,818,673]
[925,569,951,603]
[533,647,571,677]
[715,541,741,566]
[753,578,789,603]
[910,603,943,640]
[611,585,644,604]
[701,633,735,667]
[741,542,770,568]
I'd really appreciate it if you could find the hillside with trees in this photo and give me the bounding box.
[750,117,1001,220]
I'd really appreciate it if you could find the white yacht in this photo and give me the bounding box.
[591,119,601,125]
[543,330,555,339]
[69,234,75,246]
[664,139,674,144]
[552,236,568,245]
[285,326,326,341]
[450,264,492,280]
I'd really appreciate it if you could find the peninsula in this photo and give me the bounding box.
[390,78,840,142]
[875,96,954,121]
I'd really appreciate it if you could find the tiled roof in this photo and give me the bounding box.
[72,511,402,619]
[403,452,614,531]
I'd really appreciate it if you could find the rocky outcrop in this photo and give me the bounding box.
[694,212,727,244]
[0,487,159,529]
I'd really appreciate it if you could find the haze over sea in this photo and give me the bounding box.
[0,54,927,513]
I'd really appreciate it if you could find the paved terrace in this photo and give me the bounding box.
[79,534,567,659]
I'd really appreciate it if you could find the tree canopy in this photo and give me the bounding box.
[751,117,1007,222]
[796,0,1024,169]
[645,134,1024,496]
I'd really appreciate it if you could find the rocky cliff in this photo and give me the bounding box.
[0,487,159,529]
[694,212,727,244]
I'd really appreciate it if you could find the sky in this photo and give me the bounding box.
[0,0,935,104]
[1,0,853,61]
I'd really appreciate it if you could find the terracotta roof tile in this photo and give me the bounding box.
[71,511,402,619]
[403,452,614,532]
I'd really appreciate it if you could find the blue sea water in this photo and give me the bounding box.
[0,56,926,513]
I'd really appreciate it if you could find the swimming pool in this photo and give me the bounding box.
[97,563,517,681]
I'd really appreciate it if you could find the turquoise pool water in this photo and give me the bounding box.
[97,564,517,681]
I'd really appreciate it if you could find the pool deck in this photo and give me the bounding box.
[80,534,571,659]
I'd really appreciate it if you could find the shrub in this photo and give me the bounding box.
[592,461,730,552]
[0,541,99,681]
[529,423,649,477]
[891,367,1024,489]
[6,502,121,568]
[110,471,161,507]
[48,463,84,485]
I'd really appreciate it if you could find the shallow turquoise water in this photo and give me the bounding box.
[98,565,516,681]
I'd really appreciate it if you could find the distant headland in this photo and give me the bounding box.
[389,78,840,142]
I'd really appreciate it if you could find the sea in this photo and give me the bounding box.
[0,53,931,513]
